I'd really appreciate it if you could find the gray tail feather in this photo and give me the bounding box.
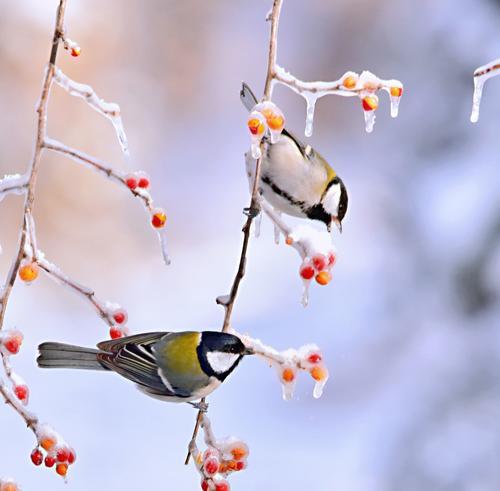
[37,342,108,370]
[240,82,258,111]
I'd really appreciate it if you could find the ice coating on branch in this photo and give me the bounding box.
[53,68,129,156]
[236,332,329,400]
[0,174,28,202]
[470,59,500,123]
[157,228,171,266]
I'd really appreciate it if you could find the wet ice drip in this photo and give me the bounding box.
[470,58,500,123]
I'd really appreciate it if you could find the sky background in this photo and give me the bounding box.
[1,0,500,490]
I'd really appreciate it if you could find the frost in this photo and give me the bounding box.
[470,59,500,123]
[0,173,28,203]
[53,68,129,156]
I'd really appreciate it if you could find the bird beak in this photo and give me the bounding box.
[332,218,342,234]
[243,347,255,356]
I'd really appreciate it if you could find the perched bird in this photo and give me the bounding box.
[37,331,253,406]
[241,83,348,232]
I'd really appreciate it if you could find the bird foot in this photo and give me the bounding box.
[243,205,261,218]
[189,401,209,412]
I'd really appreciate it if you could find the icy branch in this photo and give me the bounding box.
[53,68,129,155]
[470,58,500,123]
[0,174,29,203]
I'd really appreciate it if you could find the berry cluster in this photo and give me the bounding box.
[197,438,250,491]
[299,251,336,286]
[0,479,20,491]
[339,70,403,133]
[105,304,130,339]
[247,101,285,158]
[31,427,76,479]
[125,171,150,191]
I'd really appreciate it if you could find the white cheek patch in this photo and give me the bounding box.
[207,351,239,374]
[322,184,341,216]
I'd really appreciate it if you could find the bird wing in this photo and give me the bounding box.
[97,332,175,395]
[153,332,211,398]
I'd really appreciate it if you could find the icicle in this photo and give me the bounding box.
[301,280,310,307]
[109,114,129,156]
[390,95,401,118]
[363,110,376,133]
[254,210,262,238]
[251,142,262,159]
[273,208,281,244]
[313,378,328,399]
[471,76,486,123]
[303,93,318,137]
[157,229,171,265]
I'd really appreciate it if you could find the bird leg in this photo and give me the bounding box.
[243,204,261,218]
[188,400,209,413]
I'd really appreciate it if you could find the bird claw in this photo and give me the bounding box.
[243,205,261,218]
[189,401,209,412]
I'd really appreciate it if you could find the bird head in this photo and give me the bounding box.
[321,176,348,233]
[198,332,253,381]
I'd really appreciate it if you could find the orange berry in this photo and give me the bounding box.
[390,86,403,97]
[1,483,19,491]
[315,271,332,286]
[310,365,328,382]
[266,113,285,131]
[247,117,265,136]
[151,209,167,228]
[231,447,248,461]
[342,75,357,89]
[19,263,39,282]
[41,437,56,451]
[362,95,378,111]
[71,46,81,57]
[56,463,68,477]
[285,236,293,245]
[282,367,295,383]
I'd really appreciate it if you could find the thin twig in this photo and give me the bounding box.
[184,0,284,465]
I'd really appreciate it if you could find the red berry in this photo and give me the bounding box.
[112,310,127,324]
[4,339,21,354]
[56,447,69,463]
[45,455,56,468]
[151,209,167,228]
[68,448,76,465]
[14,385,29,403]
[204,457,219,476]
[31,448,43,466]
[70,46,81,57]
[215,480,230,491]
[125,176,138,190]
[235,460,246,471]
[328,252,336,267]
[109,327,123,339]
[201,481,209,491]
[137,174,150,189]
[312,254,327,272]
[300,264,315,280]
[307,352,322,364]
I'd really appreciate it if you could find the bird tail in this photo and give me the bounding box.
[37,342,108,370]
[240,82,258,111]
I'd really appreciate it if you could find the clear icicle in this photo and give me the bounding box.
[301,280,310,307]
[254,210,262,238]
[303,93,318,137]
[273,208,281,244]
[157,229,171,265]
[363,110,376,133]
[110,114,129,156]
[470,76,486,123]
[251,142,262,159]
[313,378,328,399]
[389,96,401,118]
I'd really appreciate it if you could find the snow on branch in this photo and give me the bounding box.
[0,174,29,203]
[53,68,129,155]
[470,58,500,123]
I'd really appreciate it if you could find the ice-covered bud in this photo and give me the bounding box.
[1,330,23,355]
[312,254,327,272]
[14,384,29,405]
[342,72,358,90]
[299,262,315,280]
[214,480,230,491]
[151,208,167,229]
[0,480,19,491]
[111,308,128,325]
[315,271,332,286]
[18,262,39,283]
[70,46,81,57]
[204,456,220,476]
[310,365,328,382]
[247,111,267,137]
[362,94,379,112]
[31,448,43,466]
[136,172,150,189]
[39,427,58,452]
[281,367,296,383]
[285,236,294,245]
[56,463,68,477]
[125,174,138,190]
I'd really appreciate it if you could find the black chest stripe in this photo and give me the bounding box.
[261,175,307,211]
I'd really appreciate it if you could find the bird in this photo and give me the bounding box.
[241,82,348,232]
[37,331,253,407]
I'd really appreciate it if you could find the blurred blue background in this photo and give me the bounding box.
[1,0,500,489]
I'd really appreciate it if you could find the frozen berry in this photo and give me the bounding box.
[315,271,332,286]
[45,455,56,468]
[56,447,70,463]
[231,445,248,461]
[214,480,230,491]
[201,480,209,491]
[281,368,295,383]
[14,385,29,403]
[247,112,266,136]
[328,252,336,267]
[41,437,56,452]
[19,262,39,282]
[300,264,315,280]
[109,327,123,339]
[390,86,403,97]
[307,352,322,364]
[71,46,81,57]
[285,236,293,245]
[68,448,76,464]
[137,173,150,189]
[56,463,68,477]
[151,209,167,229]
[342,75,358,89]
[125,175,138,190]
[112,309,127,325]
[310,365,328,382]
[362,95,378,111]
[204,457,219,476]
[312,254,327,272]
[31,448,43,466]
